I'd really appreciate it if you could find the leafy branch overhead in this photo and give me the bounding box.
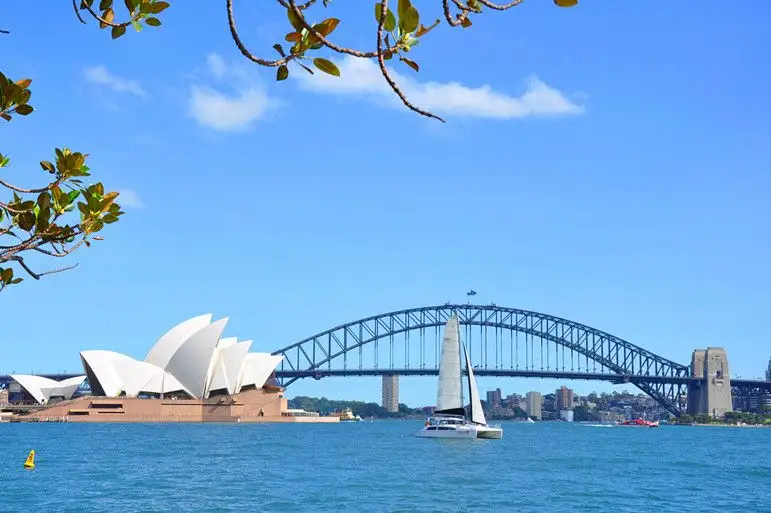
[73,0,579,123]
[0,73,124,292]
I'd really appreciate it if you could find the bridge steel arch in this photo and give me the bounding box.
[272,304,692,415]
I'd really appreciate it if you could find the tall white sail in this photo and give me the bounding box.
[463,342,487,426]
[435,315,464,414]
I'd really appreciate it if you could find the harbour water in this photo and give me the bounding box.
[1,421,768,512]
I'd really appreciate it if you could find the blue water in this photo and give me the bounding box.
[1,421,768,512]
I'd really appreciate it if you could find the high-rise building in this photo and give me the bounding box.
[0,388,8,405]
[486,388,502,409]
[382,374,399,412]
[556,386,574,411]
[766,356,771,381]
[526,391,543,420]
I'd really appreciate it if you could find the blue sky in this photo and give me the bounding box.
[2,2,770,407]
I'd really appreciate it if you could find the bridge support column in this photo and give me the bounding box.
[382,375,399,413]
[687,348,732,418]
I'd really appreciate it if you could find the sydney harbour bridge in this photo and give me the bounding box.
[2,304,770,417]
[269,304,771,417]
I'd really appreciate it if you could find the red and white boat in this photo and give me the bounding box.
[616,418,660,428]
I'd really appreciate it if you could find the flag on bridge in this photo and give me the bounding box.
[467,290,477,296]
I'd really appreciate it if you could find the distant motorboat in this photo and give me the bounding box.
[616,418,660,428]
[416,315,502,440]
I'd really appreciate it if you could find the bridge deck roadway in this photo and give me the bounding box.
[1,373,769,390]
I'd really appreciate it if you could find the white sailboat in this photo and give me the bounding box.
[416,314,503,440]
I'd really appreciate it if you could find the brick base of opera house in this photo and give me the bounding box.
[23,387,339,423]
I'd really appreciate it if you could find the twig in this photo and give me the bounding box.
[375,0,444,122]
[9,255,78,280]
[72,0,87,24]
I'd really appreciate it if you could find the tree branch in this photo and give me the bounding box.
[72,0,88,24]
[0,176,65,195]
[8,255,78,280]
[476,0,527,10]
[375,0,444,122]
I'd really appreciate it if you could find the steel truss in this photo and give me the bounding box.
[273,304,692,415]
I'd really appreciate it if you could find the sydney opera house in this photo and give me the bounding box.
[15,314,337,423]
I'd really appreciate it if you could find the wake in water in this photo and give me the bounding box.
[582,423,615,428]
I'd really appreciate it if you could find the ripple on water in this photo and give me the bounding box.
[1,421,769,512]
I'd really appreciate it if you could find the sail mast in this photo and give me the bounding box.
[457,313,464,413]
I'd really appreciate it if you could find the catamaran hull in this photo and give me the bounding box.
[416,427,478,439]
[475,426,503,439]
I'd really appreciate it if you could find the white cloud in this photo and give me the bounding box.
[206,53,227,79]
[189,86,272,132]
[84,66,146,97]
[116,189,144,209]
[187,53,275,132]
[296,56,584,119]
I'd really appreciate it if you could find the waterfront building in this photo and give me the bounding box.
[556,386,574,411]
[526,391,542,420]
[486,388,502,409]
[0,388,7,405]
[559,409,574,422]
[15,314,338,423]
[382,374,399,412]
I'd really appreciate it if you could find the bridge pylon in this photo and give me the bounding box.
[687,348,732,418]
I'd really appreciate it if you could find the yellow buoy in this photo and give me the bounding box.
[23,450,35,469]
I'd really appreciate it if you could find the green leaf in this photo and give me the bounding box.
[15,104,33,115]
[10,278,23,285]
[273,43,287,57]
[461,17,472,28]
[374,3,396,32]
[313,18,340,37]
[150,1,170,14]
[397,0,412,20]
[101,8,115,28]
[15,78,32,89]
[277,65,289,81]
[312,58,340,77]
[38,192,51,209]
[18,212,35,231]
[287,6,305,32]
[111,24,127,39]
[385,10,396,32]
[400,6,419,33]
[145,17,161,27]
[1,268,12,282]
